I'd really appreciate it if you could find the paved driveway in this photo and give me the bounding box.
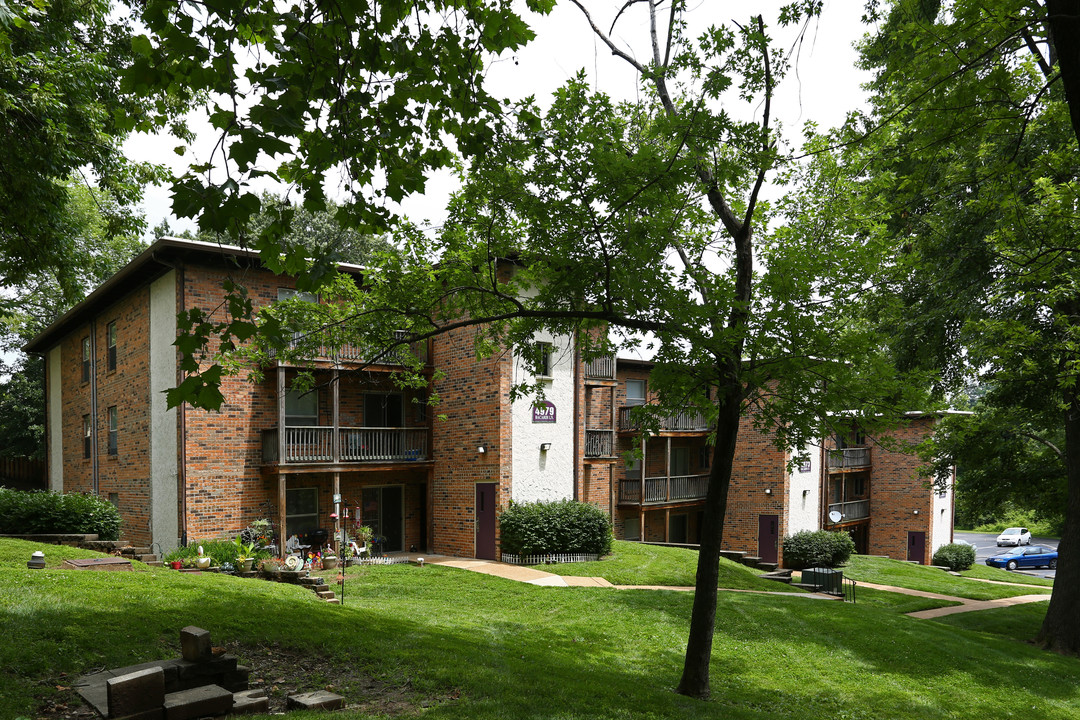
[954,530,1058,580]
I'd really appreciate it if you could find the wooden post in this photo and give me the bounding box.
[665,436,672,502]
[277,473,287,559]
[332,368,340,463]
[276,367,286,464]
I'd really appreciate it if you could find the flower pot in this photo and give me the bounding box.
[239,558,255,572]
[322,556,338,570]
[170,560,182,570]
[196,557,211,570]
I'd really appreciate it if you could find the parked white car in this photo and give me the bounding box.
[996,527,1031,546]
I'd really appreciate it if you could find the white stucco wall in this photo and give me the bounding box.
[149,271,179,554]
[931,469,954,554]
[47,346,63,492]
[510,330,576,503]
[786,443,821,534]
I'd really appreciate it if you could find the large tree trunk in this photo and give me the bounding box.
[1046,0,1080,147]
[675,376,743,698]
[1037,386,1080,653]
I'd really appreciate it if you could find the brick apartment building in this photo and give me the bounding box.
[26,237,955,565]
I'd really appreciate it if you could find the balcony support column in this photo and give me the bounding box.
[277,472,286,559]
[332,471,340,555]
[666,437,672,502]
[277,367,286,463]
[332,368,340,463]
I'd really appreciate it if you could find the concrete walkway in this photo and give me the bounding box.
[419,555,1052,618]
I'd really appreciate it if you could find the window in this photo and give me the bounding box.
[83,415,92,459]
[414,391,428,423]
[106,322,117,371]
[365,393,403,427]
[670,446,690,477]
[625,454,641,475]
[626,379,646,406]
[284,387,319,426]
[699,446,711,470]
[107,492,119,508]
[285,487,319,538]
[624,516,641,541]
[107,406,117,455]
[533,341,553,378]
[81,337,91,383]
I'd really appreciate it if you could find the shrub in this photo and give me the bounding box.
[0,487,122,540]
[499,499,613,556]
[933,542,976,571]
[782,529,855,569]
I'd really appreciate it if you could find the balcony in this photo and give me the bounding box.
[262,426,430,465]
[583,356,616,381]
[827,447,871,471]
[618,406,710,433]
[267,330,429,367]
[584,429,615,457]
[618,474,710,505]
[826,499,870,524]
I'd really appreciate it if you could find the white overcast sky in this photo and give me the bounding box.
[125,1,874,237]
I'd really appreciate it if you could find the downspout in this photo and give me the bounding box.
[572,332,579,502]
[90,318,99,495]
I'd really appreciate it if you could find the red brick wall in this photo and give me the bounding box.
[55,288,156,545]
[867,417,936,564]
[430,323,511,557]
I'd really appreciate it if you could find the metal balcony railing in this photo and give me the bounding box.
[262,426,429,464]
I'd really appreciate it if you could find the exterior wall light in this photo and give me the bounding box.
[764,488,773,495]
[913,509,919,515]
[540,443,551,451]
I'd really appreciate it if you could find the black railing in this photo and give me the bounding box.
[584,429,614,457]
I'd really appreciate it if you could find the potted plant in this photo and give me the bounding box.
[170,560,182,570]
[322,547,339,570]
[234,536,257,572]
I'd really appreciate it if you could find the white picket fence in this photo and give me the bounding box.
[501,552,600,566]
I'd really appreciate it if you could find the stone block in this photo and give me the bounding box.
[231,689,270,715]
[179,627,212,662]
[107,666,165,718]
[287,690,345,711]
[222,665,250,692]
[162,684,233,720]
[112,709,164,720]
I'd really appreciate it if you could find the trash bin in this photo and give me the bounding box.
[802,567,843,594]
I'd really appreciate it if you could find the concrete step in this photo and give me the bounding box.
[719,550,747,562]
[759,571,792,584]
[740,556,762,567]
[316,590,337,600]
[144,560,164,568]
[137,554,158,563]
[756,561,779,571]
[324,598,340,605]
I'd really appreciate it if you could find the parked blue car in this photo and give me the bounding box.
[985,545,1058,571]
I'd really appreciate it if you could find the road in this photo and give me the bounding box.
[953,530,1058,580]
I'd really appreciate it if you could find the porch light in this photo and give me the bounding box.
[540,443,551,451]
[764,488,773,495]
[913,509,919,515]
[477,445,487,454]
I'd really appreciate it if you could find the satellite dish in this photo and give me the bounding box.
[828,510,843,524]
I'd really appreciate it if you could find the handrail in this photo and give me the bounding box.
[583,356,616,380]
[262,426,429,464]
[827,447,871,469]
[827,499,869,523]
[584,429,614,457]
[619,474,709,504]
[618,406,710,432]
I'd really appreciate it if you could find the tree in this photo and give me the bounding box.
[210,4,916,699]
[850,0,1080,654]
[0,0,164,298]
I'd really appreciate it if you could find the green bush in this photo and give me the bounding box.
[782,530,855,569]
[933,542,976,571]
[0,487,122,540]
[499,499,613,556]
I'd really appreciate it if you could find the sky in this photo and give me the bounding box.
[125,1,875,238]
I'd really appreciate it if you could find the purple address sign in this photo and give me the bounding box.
[532,401,556,423]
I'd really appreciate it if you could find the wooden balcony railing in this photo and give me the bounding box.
[268,330,429,366]
[262,426,429,464]
[618,406,710,432]
[619,474,710,505]
[826,499,870,523]
[583,356,616,380]
[827,447,871,471]
[584,429,614,457]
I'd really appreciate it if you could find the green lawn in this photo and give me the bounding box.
[958,562,1056,587]
[2,539,1077,720]
[840,555,1053,600]
[528,541,795,591]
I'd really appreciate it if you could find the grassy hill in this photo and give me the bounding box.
[1,539,1075,719]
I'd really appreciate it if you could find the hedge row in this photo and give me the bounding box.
[0,487,122,540]
[782,529,855,569]
[499,499,613,556]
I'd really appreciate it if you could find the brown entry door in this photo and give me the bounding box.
[908,531,926,564]
[475,483,497,560]
[758,514,779,564]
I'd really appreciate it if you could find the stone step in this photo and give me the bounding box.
[756,562,779,571]
[144,560,164,568]
[719,550,747,562]
[758,571,792,584]
[324,598,340,605]
[312,584,329,593]
[740,556,762,567]
[791,582,825,591]
[137,554,158,563]
[315,590,337,600]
